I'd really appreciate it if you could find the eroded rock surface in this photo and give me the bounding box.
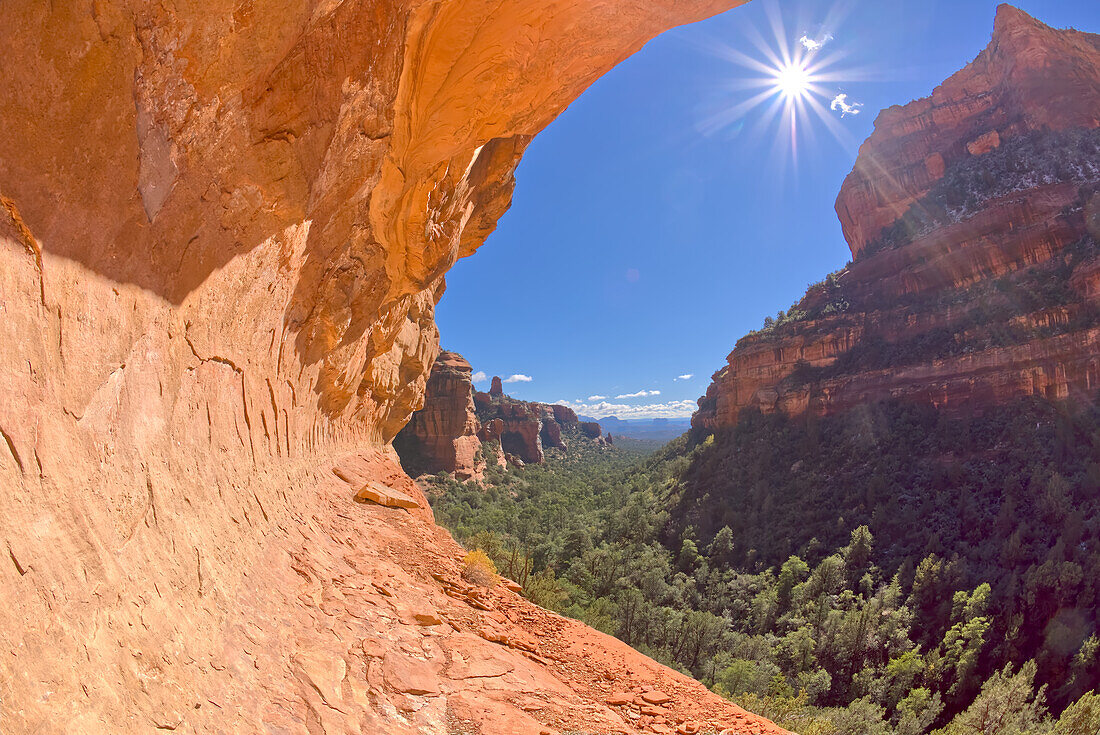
[395,356,604,477]
[394,351,488,480]
[836,4,1100,258]
[696,6,1100,429]
[473,383,589,465]
[0,1,789,732]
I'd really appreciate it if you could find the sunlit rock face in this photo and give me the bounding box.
[394,351,488,479]
[470,381,581,465]
[0,1,798,733]
[695,5,1100,430]
[836,4,1100,258]
[393,353,597,478]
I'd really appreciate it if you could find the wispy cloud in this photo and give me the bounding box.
[799,33,833,52]
[558,399,697,420]
[471,371,488,383]
[615,390,661,399]
[503,374,532,383]
[587,395,607,401]
[830,93,863,118]
[675,374,694,381]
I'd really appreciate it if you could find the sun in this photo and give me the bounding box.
[774,61,812,100]
[694,4,865,164]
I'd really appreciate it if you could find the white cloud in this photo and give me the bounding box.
[587,395,607,401]
[503,374,532,383]
[675,374,694,381]
[471,371,488,383]
[615,390,661,399]
[830,93,863,118]
[799,33,833,52]
[557,399,697,420]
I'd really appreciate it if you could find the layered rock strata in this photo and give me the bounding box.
[395,356,599,476]
[395,356,606,477]
[696,5,1100,430]
[474,383,584,465]
[394,351,492,480]
[0,1,789,732]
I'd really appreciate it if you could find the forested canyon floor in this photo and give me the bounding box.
[430,395,1100,735]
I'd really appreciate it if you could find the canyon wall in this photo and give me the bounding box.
[0,1,790,733]
[695,5,1100,430]
[473,386,586,465]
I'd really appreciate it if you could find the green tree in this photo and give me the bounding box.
[935,660,1049,735]
[525,567,568,611]
[710,526,736,566]
[843,525,875,586]
[877,651,927,711]
[716,658,770,697]
[777,555,810,612]
[938,584,992,696]
[679,537,703,573]
[827,697,891,735]
[895,688,944,735]
[1052,691,1100,735]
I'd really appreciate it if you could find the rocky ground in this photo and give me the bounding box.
[156,452,786,735]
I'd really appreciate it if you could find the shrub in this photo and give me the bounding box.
[462,548,498,586]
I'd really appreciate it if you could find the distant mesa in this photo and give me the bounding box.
[695,5,1100,431]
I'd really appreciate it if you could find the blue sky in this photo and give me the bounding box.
[436,0,1099,419]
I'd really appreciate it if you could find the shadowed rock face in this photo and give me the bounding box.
[696,6,1100,430]
[0,2,794,733]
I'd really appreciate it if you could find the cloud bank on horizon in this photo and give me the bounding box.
[557,398,697,420]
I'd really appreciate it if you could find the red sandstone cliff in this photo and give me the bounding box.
[395,355,606,478]
[472,384,588,465]
[695,6,1100,431]
[394,351,493,480]
[0,1,790,733]
[837,4,1100,259]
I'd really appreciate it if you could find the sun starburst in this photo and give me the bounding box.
[694,2,868,166]
[774,60,813,100]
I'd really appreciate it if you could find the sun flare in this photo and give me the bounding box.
[696,4,867,164]
[774,61,812,99]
